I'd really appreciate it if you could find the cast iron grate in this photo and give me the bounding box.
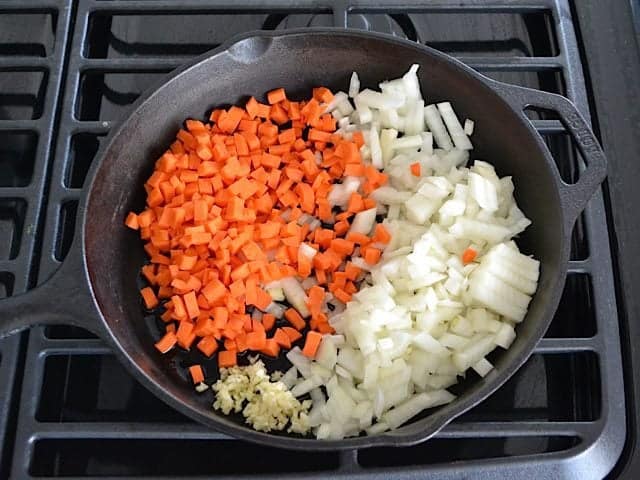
[3,1,626,479]
[0,1,71,476]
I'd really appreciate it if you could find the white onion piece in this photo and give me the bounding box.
[402,64,422,100]
[369,125,383,169]
[286,347,312,378]
[354,98,372,124]
[436,102,473,150]
[380,128,398,165]
[264,302,286,318]
[472,357,493,377]
[349,72,360,98]
[298,243,317,261]
[349,207,377,235]
[267,287,285,302]
[424,104,453,151]
[338,99,354,116]
[382,390,455,429]
[392,134,423,150]
[281,366,298,388]
[464,118,475,136]
[281,277,310,318]
[324,91,349,113]
[328,176,361,207]
[469,172,499,212]
[420,131,433,155]
[356,89,405,110]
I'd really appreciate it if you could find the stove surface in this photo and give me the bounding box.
[0,1,636,478]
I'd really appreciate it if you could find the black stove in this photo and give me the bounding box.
[1,1,639,478]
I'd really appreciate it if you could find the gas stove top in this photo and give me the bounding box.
[0,1,638,478]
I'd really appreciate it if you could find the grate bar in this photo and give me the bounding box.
[30,422,226,440]
[69,120,113,134]
[440,421,594,438]
[82,0,554,13]
[80,58,185,71]
[0,1,60,9]
[77,56,565,73]
[88,1,333,13]
[0,188,39,199]
[38,340,109,354]
[0,120,43,129]
[534,337,597,354]
[0,57,51,69]
[347,0,553,13]
[456,57,562,70]
[27,419,591,440]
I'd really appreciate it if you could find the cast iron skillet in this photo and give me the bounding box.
[0,29,606,449]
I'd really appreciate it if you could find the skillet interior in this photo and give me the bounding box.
[84,30,567,448]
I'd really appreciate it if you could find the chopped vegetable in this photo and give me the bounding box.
[188,365,205,384]
[127,84,389,370]
[462,247,477,264]
[281,65,540,440]
[302,331,323,358]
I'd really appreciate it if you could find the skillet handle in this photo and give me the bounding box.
[0,246,102,339]
[493,83,607,226]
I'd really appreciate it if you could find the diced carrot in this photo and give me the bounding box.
[333,288,352,304]
[176,320,196,349]
[155,331,177,353]
[218,350,237,368]
[462,247,478,264]
[363,246,382,265]
[125,212,139,230]
[273,328,292,349]
[281,326,303,343]
[373,224,391,244]
[246,329,267,350]
[189,365,205,384]
[183,291,200,319]
[140,287,158,309]
[193,316,215,337]
[260,338,280,357]
[128,83,389,371]
[302,331,323,358]
[262,313,276,332]
[197,335,219,357]
[346,231,370,246]
[284,308,306,330]
[267,87,286,105]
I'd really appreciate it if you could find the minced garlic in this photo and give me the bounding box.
[212,360,311,434]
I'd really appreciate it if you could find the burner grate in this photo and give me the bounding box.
[1,1,627,478]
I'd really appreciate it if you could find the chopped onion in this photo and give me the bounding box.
[349,207,377,235]
[281,277,310,318]
[424,104,453,151]
[349,72,360,98]
[281,65,540,441]
[264,302,286,318]
[369,125,383,169]
[356,89,405,110]
[464,118,475,136]
[436,102,473,150]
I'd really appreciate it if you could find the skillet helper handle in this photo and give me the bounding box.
[495,83,607,226]
[0,251,99,339]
